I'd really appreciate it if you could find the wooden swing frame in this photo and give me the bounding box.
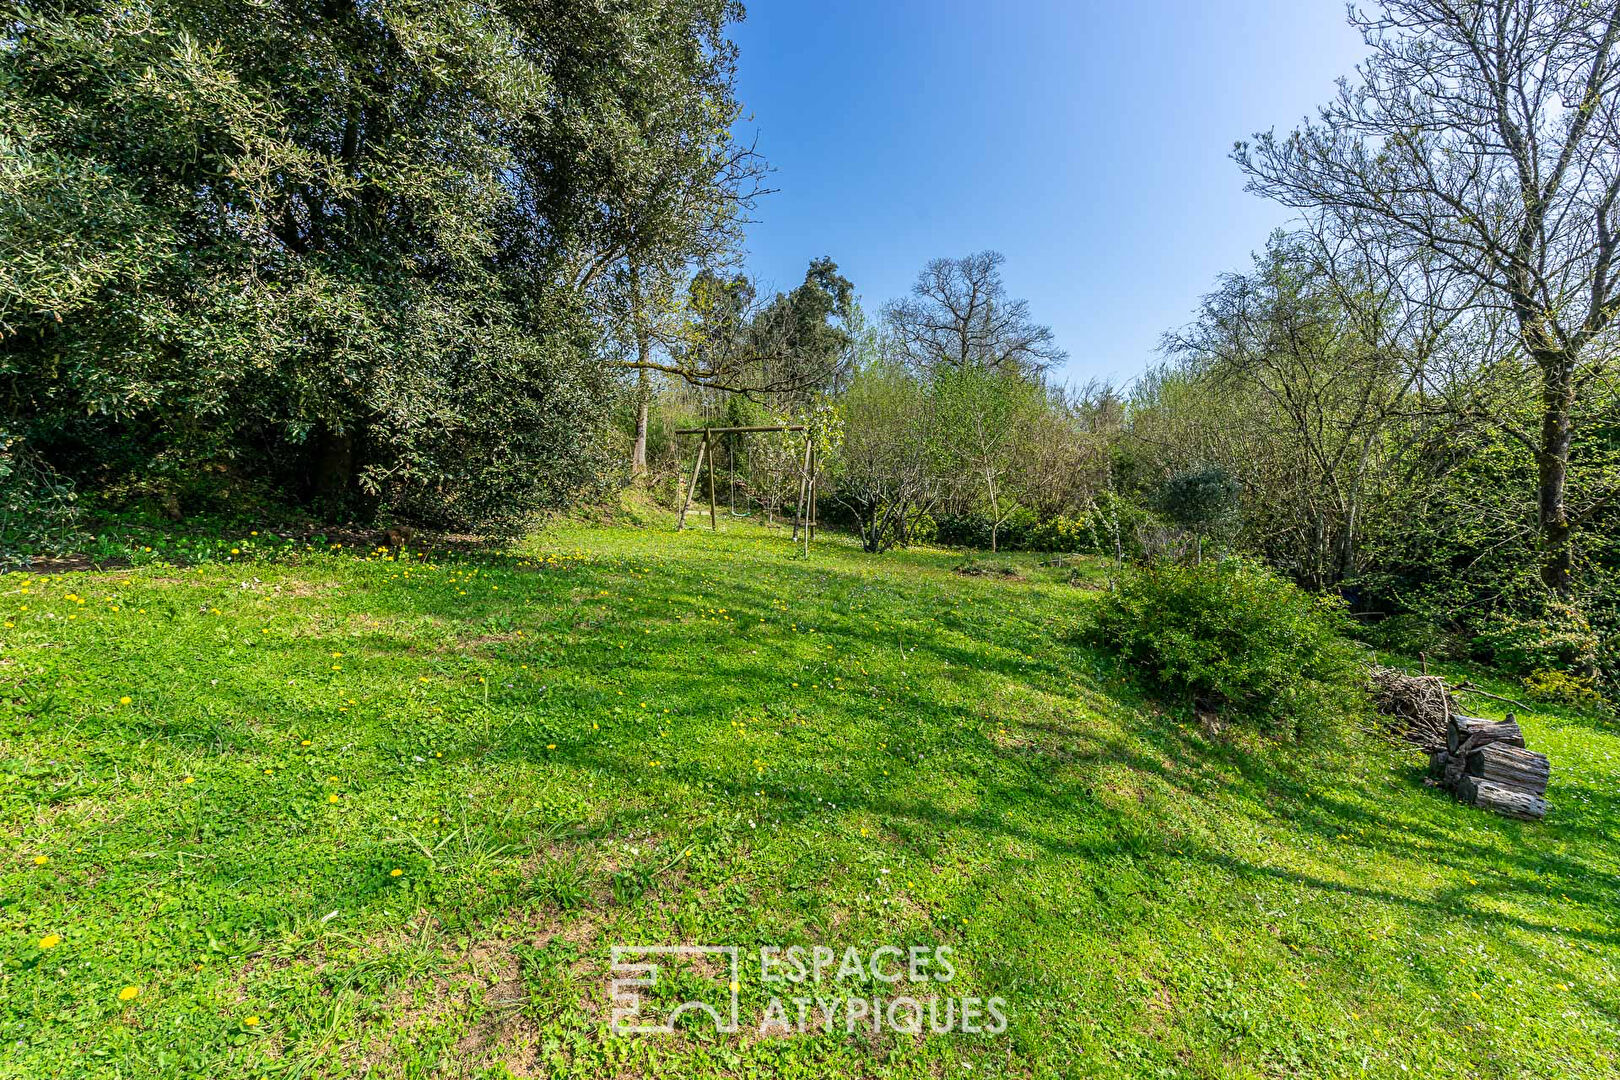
[674,424,817,555]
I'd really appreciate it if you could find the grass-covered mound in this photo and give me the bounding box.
[2,522,1616,1078]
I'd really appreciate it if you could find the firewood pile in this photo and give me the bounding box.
[1368,665,1550,821]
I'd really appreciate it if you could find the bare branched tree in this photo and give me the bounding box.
[884,251,1066,377]
[1236,0,1620,594]
[1165,232,1447,585]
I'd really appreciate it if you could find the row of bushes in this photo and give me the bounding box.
[1084,555,1615,739]
[844,497,1164,556]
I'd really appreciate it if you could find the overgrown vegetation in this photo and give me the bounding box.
[1,0,753,531]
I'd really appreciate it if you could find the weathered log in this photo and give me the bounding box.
[1446,714,1525,755]
[1456,775,1549,821]
[1465,744,1550,796]
[1427,750,1454,781]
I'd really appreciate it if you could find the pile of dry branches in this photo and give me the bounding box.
[1367,665,1453,750]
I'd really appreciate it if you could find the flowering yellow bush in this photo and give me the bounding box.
[1523,669,1606,710]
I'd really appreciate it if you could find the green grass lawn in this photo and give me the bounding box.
[3,520,1617,1078]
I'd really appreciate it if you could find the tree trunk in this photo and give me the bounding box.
[628,260,651,480]
[1535,350,1576,595]
[631,366,650,479]
[987,472,999,553]
[1464,743,1550,796]
[1455,775,1549,821]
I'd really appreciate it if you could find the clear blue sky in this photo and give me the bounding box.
[729,1,1371,388]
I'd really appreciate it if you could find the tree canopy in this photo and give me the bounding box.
[1,0,753,531]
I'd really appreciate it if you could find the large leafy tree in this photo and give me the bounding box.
[745,257,858,405]
[1,0,751,531]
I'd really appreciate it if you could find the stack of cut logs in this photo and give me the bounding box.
[1428,714,1550,821]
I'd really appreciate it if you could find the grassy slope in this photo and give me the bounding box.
[1,520,1616,1079]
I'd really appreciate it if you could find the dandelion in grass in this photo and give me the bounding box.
[32,855,49,866]
[390,868,403,877]
[38,934,61,949]
[118,986,140,1001]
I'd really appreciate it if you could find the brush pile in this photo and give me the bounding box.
[1368,665,1453,748]
[1368,665,1550,821]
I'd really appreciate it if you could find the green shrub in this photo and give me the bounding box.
[1473,602,1601,677]
[1084,558,1365,735]
[1026,514,1092,553]
[1522,669,1607,711]
[1353,610,1467,660]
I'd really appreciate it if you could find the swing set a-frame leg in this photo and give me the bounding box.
[791,434,812,547]
[677,435,707,531]
[706,428,718,531]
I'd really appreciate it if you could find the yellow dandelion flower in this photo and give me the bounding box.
[119,696,132,705]
[390,868,403,877]
[328,794,339,804]
[117,986,140,1001]
[33,855,49,866]
[181,775,195,784]
[244,1015,260,1026]
[38,934,61,949]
